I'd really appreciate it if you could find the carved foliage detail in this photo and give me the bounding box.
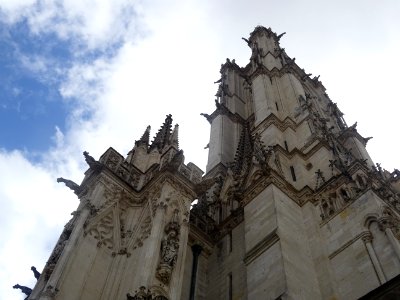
[84,178,152,256]
[87,208,115,249]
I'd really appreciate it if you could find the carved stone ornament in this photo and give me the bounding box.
[156,210,180,285]
[85,199,153,256]
[126,286,168,300]
[361,231,373,243]
[40,285,59,298]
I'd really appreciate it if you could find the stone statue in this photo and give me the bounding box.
[31,266,41,280]
[160,231,179,266]
[156,210,181,284]
[13,284,32,299]
[250,41,263,66]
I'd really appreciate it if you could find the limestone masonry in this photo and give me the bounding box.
[22,26,400,299]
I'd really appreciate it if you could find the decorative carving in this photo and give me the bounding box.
[40,285,59,298]
[156,210,180,285]
[127,286,168,300]
[87,209,114,249]
[361,231,373,243]
[85,190,153,256]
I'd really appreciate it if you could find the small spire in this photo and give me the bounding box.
[170,124,179,149]
[135,125,151,147]
[150,114,173,151]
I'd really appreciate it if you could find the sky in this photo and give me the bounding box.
[0,0,399,298]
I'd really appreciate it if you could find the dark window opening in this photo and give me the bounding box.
[228,231,233,253]
[290,166,297,181]
[275,102,279,111]
[284,141,289,152]
[228,273,232,300]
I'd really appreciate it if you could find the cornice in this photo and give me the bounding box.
[241,169,313,207]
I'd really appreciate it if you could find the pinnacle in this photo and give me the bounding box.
[170,124,179,149]
[149,114,173,152]
[135,125,151,147]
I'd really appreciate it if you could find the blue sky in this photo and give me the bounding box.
[0,0,400,299]
[0,20,68,153]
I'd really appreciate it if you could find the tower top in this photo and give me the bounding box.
[248,26,286,43]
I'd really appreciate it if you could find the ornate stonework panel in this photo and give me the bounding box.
[83,178,154,256]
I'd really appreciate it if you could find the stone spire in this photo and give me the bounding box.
[170,124,179,149]
[150,114,173,152]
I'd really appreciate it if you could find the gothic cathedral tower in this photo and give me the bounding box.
[26,26,400,300]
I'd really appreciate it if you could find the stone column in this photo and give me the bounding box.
[169,219,190,300]
[385,228,400,261]
[142,202,167,287]
[189,244,203,300]
[379,217,400,262]
[361,231,386,284]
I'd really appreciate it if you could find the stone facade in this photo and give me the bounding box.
[25,26,400,300]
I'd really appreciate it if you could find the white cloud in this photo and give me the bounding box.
[0,149,77,299]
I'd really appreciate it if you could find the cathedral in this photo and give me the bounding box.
[20,26,400,299]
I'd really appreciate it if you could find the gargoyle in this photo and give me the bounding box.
[13,284,32,299]
[31,266,41,280]
[57,177,80,194]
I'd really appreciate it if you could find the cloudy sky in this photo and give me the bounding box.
[0,0,399,298]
